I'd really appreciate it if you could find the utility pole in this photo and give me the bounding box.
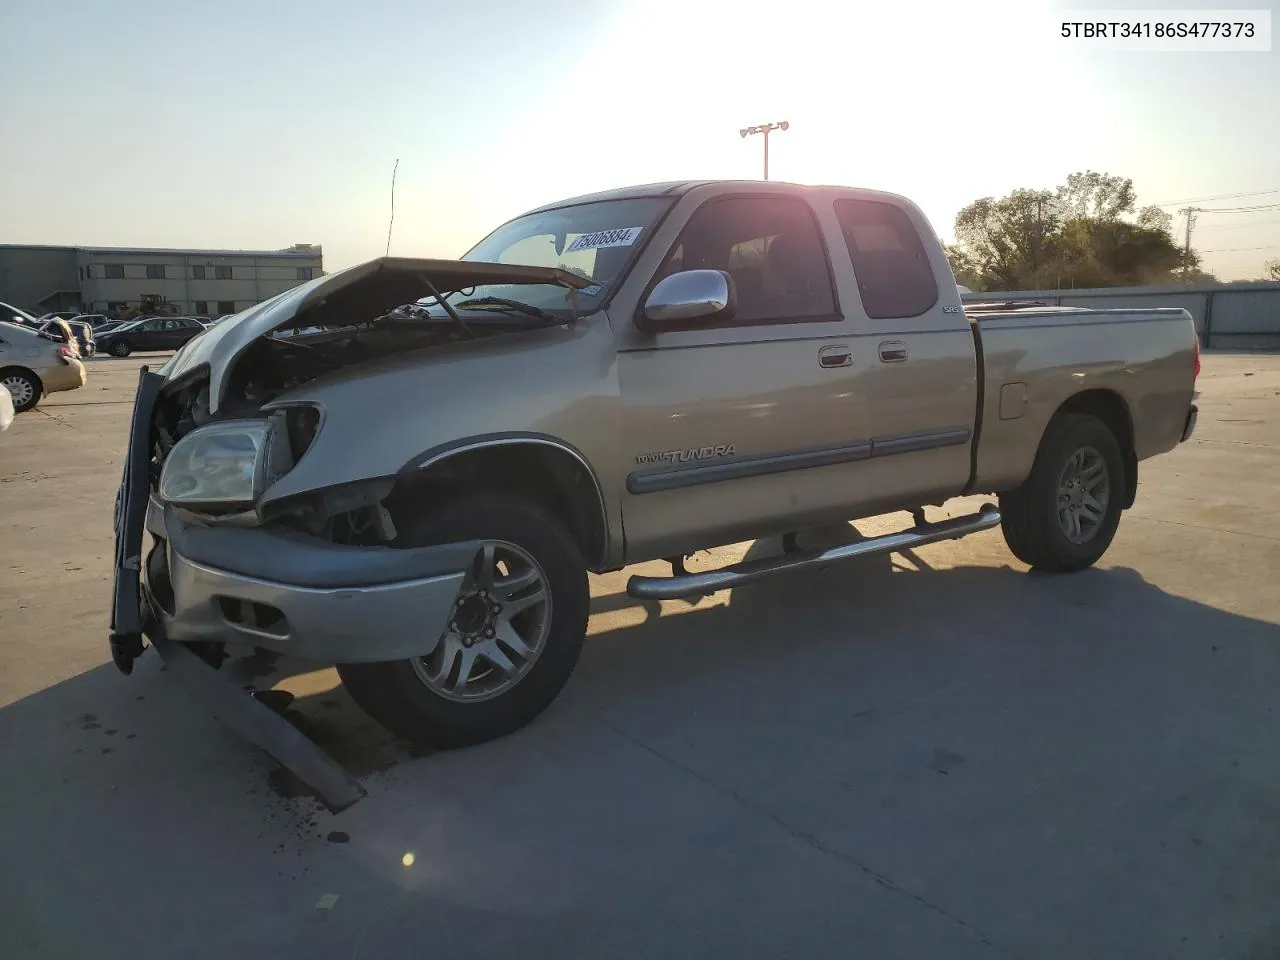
[1180,206,1200,283]
[740,121,790,180]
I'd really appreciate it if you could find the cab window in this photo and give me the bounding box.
[655,197,837,324]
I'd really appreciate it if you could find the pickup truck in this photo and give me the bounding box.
[111,180,1199,787]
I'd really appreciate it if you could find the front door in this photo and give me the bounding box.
[614,194,876,563]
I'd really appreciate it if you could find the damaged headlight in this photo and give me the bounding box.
[159,419,270,510]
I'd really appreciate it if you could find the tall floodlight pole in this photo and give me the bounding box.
[739,121,790,180]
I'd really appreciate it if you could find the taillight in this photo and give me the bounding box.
[1193,338,1201,380]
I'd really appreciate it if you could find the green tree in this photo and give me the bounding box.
[950,171,1195,291]
[1266,259,1280,282]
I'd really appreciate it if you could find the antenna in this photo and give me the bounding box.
[385,158,400,257]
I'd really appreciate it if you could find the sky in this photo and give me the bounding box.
[1,0,1276,281]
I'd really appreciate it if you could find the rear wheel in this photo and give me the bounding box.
[109,340,132,357]
[0,369,41,413]
[999,413,1125,572]
[338,494,589,748]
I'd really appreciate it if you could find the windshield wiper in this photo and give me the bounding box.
[454,297,562,325]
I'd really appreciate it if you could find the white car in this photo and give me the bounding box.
[0,379,13,432]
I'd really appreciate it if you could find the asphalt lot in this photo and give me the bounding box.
[2,352,1279,959]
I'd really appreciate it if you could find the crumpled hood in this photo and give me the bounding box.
[158,256,590,412]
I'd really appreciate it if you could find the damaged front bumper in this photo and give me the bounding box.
[141,498,474,662]
[108,366,475,811]
[110,368,476,667]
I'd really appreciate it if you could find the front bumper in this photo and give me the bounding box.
[142,498,475,662]
[1182,403,1198,442]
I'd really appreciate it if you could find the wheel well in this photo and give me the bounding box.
[1054,389,1138,508]
[0,366,42,392]
[387,443,609,568]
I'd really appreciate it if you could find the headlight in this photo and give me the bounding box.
[159,419,269,510]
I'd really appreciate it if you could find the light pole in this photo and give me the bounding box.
[739,121,789,180]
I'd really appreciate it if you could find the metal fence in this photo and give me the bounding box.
[962,281,1280,350]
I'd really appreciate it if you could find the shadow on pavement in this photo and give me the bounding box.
[4,540,1280,959]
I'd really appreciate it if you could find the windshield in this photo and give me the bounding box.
[2,302,39,323]
[433,197,671,315]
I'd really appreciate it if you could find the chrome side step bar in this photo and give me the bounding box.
[626,505,1002,601]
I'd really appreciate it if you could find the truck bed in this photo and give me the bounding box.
[968,305,1198,494]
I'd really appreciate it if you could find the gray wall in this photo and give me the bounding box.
[0,247,80,312]
[0,244,323,318]
[963,281,1280,350]
[77,248,322,316]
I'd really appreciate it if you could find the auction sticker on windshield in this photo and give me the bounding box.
[566,227,642,253]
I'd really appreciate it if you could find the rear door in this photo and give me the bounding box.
[614,193,877,562]
[829,197,977,507]
[171,318,202,346]
[129,319,162,348]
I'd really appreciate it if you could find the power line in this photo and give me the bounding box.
[1195,217,1280,232]
[1195,202,1280,214]
[1149,188,1280,206]
[1199,245,1280,253]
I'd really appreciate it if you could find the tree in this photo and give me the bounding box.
[1266,259,1280,282]
[1054,171,1136,222]
[949,171,1195,291]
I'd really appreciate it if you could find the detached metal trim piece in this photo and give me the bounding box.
[149,631,366,812]
[627,505,1001,600]
[627,426,972,495]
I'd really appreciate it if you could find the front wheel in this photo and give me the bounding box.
[338,494,590,749]
[999,412,1125,572]
[109,340,132,357]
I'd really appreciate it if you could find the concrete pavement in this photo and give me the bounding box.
[1,353,1278,959]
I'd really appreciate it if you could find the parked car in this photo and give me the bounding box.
[36,319,95,357]
[38,310,82,323]
[111,180,1199,800]
[72,314,113,329]
[0,320,87,412]
[96,316,207,357]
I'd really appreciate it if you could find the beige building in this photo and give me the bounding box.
[0,243,323,318]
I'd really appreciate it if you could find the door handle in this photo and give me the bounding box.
[819,345,852,368]
[878,340,908,363]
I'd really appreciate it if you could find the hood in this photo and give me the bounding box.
[159,256,591,412]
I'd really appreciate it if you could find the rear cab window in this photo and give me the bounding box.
[834,199,938,319]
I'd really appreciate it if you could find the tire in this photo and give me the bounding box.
[109,340,132,357]
[1,369,42,413]
[999,413,1125,573]
[338,493,590,749]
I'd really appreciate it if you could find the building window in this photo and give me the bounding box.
[146,264,166,279]
[192,265,206,279]
[195,301,209,315]
[216,301,235,314]
[297,267,314,281]
[104,264,125,279]
[214,266,233,280]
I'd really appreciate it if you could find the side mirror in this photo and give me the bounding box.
[641,269,735,328]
